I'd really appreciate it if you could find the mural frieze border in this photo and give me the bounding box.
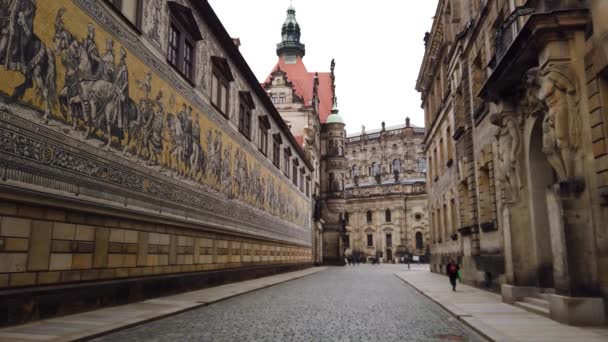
[0,110,310,245]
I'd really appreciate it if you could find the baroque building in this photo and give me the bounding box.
[265,6,431,264]
[0,0,314,326]
[339,119,429,263]
[418,0,608,326]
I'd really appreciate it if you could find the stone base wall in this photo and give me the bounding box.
[0,199,312,325]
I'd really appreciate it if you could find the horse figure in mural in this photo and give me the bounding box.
[53,9,139,150]
[0,0,57,123]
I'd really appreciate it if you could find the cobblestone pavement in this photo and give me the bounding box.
[94,265,486,342]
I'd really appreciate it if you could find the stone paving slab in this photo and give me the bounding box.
[0,267,325,342]
[395,269,608,342]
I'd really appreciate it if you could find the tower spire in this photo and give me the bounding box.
[276,4,306,58]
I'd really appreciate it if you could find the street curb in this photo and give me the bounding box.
[64,267,326,341]
[393,273,498,342]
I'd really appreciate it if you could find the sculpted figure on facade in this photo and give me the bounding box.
[491,111,522,204]
[533,64,582,181]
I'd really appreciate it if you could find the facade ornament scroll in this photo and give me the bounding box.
[527,64,582,182]
[490,111,523,204]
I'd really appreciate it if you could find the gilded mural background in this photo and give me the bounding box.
[0,1,310,237]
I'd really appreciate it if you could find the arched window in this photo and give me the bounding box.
[392,159,401,173]
[385,209,391,222]
[366,210,372,223]
[372,162,381,177]
[415,231,424,250]
[417,157,427,173]
[352,165,359,177]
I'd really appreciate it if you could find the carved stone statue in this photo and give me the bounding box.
[535,64,582,181]
[490,111,522,203]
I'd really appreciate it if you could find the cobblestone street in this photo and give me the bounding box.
[94,265,485,342]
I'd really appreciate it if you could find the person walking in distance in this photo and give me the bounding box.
[447,259,460,291]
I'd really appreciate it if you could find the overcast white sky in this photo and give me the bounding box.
[208,0,438,133]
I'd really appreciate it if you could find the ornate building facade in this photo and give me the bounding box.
[263,5,334,264]
[418,0,607,326]
[0,0,314,326]
[265,6,430,264]
[339,119,429,262]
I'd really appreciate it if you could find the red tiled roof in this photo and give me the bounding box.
[266,56,334,123]
[294,135,304,146]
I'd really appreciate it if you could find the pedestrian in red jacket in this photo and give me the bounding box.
[446,259,460,291]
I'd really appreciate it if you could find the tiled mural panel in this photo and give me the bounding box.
[0,1,311,248]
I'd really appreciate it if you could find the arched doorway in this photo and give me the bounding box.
[386,249,392,262]
[415,231,424,251]
[527,115,556,288]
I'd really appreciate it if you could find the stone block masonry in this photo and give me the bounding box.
[0,200,311,326]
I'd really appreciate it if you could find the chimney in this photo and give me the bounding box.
[232,37,241,49]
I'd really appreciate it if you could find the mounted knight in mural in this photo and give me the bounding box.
[0,0,56,122]
[53,9,139,149]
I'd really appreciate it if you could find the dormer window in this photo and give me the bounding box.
[211,56,234,117]
[166,2,202,82]
[238,91,255,140]
[273,133,282,168]
[284,147,292,177]
[258,116,271,155]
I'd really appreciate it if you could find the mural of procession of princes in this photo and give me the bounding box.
[0,3,308,228]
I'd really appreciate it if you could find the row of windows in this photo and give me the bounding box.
[344,231,423,250]
[428,125,454,182]
[349,159,426,178]
[106,0,310,197]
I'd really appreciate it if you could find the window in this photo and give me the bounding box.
[392,159,401,173]
[168,25,180,67]
[344,235,350,249]
[283,148,291,176]
[415,213,422,221]
[279,94,286,103]
[300,168,305,192]
[417,156,427,173]
[106,0,142,28]
[367,234,374,247]
[386,233,392,248]
[344,212,349,224]
[371,162,381,177]
[415,232,424,250]
[385,209,391,222]
[292,162,298,186]
[272,134,281,168]
[258,117,270,155]
[367,210,373,223]
[238,104,252,139]
[306,177,310,197]
[211,57,234,116]
[238,92,255,139]
[350,164,359,178]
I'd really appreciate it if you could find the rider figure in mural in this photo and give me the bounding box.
[1,0,37,72]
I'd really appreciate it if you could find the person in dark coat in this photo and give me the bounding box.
[446,259,460,291]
